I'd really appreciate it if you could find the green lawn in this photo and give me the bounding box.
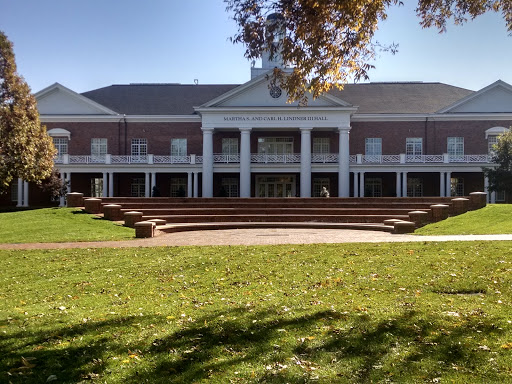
[1,242,512,383]
[415,204,512,236]
[0,208,134,243]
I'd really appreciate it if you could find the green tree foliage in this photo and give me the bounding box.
[225,0,512,104]
[483,130,512,202]
[0,31,55,193]
[40,169,69,199]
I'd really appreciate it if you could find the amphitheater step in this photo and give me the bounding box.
[156,222,396,234]
[143,214,410,224]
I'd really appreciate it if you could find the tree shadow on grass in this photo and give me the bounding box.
[1,308,504,383]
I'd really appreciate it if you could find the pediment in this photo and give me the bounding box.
[35,83,118,115]
[438,80,512,113]
[200,73,353,109]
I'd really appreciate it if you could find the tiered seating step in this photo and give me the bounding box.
[93,197,459,234]
[155,222,396,234]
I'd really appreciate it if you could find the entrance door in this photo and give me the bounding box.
[256,176,296,197]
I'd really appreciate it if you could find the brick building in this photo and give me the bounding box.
[3,59,511,207]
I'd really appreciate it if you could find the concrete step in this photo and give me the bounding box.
[143,214,410,224]
[156,221,396,234]
[101,196,456,207]
[111,202,444,210]
[125,207,429,216]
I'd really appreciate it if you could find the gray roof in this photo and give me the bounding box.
[81,84,239,115]
[332,82,474,114]
[81,82,474,115]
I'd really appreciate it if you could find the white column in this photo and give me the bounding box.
[187,172,193,197]
[484,175,490,203]
[145,172,150,198]
[202,127,214,198]
[353,172,359,197]
[401,171,408,198]
[16,178,23,207]
[102,172,108,198]
[491,191,497,204]
[239,127,252,198]
[59,173,66,207]
[359,171,365,197]
[66,172,71,194]
[300,127,312,197]
[193,172,199,198]
[108,172,114,197]
[440,172,445,197]
[151,172,156,196]
[446,171,452,197]
[338,127,351,197]
[23,181,29,207]
[395,172,401,197]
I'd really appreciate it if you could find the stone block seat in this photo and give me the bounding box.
[91,196,474,235]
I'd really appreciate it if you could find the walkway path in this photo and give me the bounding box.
[1,228,512,250]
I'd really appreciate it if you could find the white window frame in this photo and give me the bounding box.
[365,138,382,156]
[406,138,423,156]
[53,137,68,156]
[131,138,147,157]
[487,135,499,156]
[313,138,330,154]
[11,180,18,202]
[170,177,187,197]
[447,137,464,157]
[222,138,239,155]
[221,177,239,197]
[407,178,423,197]
[257,137,294,154]
[450,177,464,197]
[365,178,382,197]
[90,178,103,198]
[171,138,187,157]
[313,178,330,197]
[91,138,108,157]
[131,178,145,197]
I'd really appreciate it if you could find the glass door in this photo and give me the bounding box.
[256,176,295,197]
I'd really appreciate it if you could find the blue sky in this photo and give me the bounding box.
[1,0,511,93]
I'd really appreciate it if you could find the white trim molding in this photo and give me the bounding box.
[485,126,510,139]
[47,128,71,140]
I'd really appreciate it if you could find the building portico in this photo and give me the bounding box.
[195,74,357,198]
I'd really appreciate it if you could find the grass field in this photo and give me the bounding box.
[0,208,134,243]
[1,242,512,383]
[415,204,512,236]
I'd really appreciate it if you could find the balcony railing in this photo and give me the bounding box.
[251,154,301,163]
[54,153,492,165]
[312,153,339,163]
[153,155,191,164]
[213,154,240,163]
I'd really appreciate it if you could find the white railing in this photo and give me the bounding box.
[53,153,492,166]
[110,155,148,164]
[213,154,240,163]
[449,154,489,163]
[153,155,191,164]
[405,154,444,163]
[311,153,338,163]
[68,155,106,164]
[362,155,401,163]
[251,154,301,163]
